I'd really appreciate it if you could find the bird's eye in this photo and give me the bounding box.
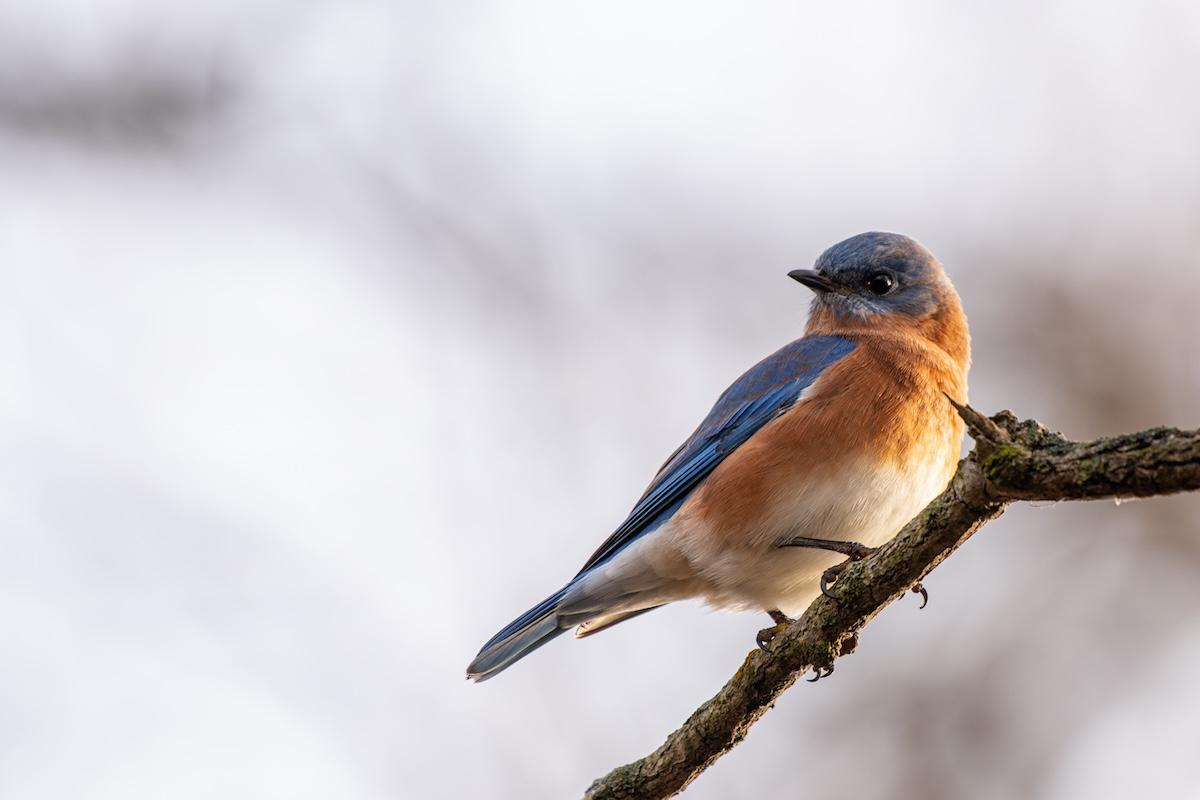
[864,272,895,296]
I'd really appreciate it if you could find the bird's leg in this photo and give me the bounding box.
[781,536,930,607]
[779,536,877,600]
[780,536,876,560]
[756,609,793,652]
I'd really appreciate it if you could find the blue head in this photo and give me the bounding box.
[789,232,951,322]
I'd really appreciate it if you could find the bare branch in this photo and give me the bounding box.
[584,408,1200,800]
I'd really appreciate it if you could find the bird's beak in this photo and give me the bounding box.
[788,269,837,294]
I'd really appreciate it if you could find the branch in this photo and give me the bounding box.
[584,409,1200,800]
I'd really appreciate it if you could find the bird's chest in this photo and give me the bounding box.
[680,325,970,571]
[696,395,960,545]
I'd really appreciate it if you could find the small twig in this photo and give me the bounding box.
[945,394,1008,443]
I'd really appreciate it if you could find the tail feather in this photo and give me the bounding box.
[468,569,682,680]
[467,614,566,682]
[466,587,570,682]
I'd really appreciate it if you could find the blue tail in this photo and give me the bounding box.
[467,588,570,681]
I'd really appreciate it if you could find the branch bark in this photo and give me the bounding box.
[584,408,1200,800]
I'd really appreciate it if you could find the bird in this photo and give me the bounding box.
[467,231,970,682]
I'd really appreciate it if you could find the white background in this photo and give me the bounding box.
[2,2,1200,797]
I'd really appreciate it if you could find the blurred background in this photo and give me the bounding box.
[3,1,1200,798]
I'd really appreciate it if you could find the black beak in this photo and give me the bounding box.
[788,269,837,294]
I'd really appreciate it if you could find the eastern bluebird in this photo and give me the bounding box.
[467,232,970,681]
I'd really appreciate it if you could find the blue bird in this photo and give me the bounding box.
[468,232,970,681]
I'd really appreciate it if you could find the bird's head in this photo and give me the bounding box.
[791,232,968,365]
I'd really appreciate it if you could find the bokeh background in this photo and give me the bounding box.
[3,2,1200,798]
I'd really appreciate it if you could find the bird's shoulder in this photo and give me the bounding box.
[656,334,858,474]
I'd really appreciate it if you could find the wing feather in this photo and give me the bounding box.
[576,334,857,575]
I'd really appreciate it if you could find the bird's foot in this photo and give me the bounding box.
[784,538,923,606]
[756,609,794,652]
[807,665,834,683]
[758,607,838,680]
[775,535,924,624]
[756,625,785,652]
[779,536,877,601]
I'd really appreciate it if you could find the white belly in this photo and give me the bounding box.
[666,455,955,617]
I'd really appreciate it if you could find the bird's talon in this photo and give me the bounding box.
[756,624,783,652]
[757,610,793,651]
[820,568,840,600]
[912,582,929,609]
[819,559,855,600]
[807,665,834,682]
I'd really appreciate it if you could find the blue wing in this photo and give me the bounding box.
[575,334,857,575]
[467,333,857,680]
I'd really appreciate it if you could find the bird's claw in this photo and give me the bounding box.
[819,561,849,600]
[819,548,876,600]
[757,610,793,652]
[756,624,786,652]
[807,665,834,682]
[912,582,929,609]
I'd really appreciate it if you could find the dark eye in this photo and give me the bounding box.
[864,272,895,295]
